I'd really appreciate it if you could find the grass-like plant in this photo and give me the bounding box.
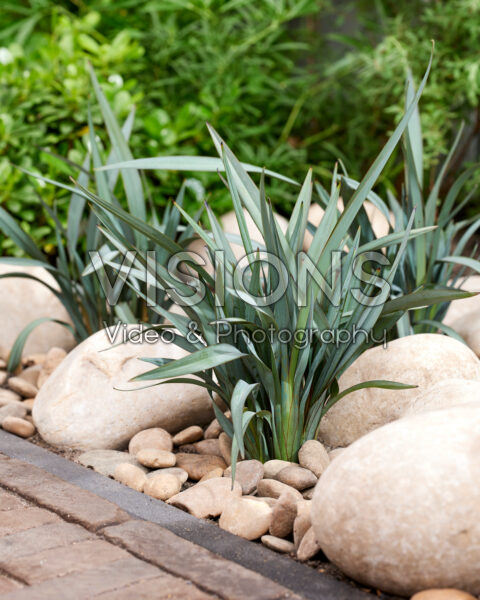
[77,54,472,465]
[336,73,480,339]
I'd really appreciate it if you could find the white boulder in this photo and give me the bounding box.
[33,326,213,449]
[318,334,480,448]
[312,405,480,596]
[0,265,75,355]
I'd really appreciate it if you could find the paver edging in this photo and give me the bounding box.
[0,430,400,600]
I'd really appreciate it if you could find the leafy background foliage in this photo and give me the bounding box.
[1,0,480,258]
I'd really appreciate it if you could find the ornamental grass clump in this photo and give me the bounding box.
[79,53,472,466]
[337,73,480,339]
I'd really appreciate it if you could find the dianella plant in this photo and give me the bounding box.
[337,72,480,339]
[79,53,472,465]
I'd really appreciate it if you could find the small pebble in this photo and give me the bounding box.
[204,418,222,439]
[224,460,264,494]
[220,497,272,540]
[175,453,226,481]
[275,465,318,491]
[0,372,7,386]
[192,439,223,457]
[298,440,330,478]
[0,358,7,369]
[0,389,22,405]
[129,428,173,455]
[144,473,182,501]
[269,490,298,538]
[293,500,312,549]
[147,467,188,484]
[7,376,38,398]
[136,448,176,469]
[296,526,321,561]
[167,477,242,519]
[218,432,232,466]
[0,403,27,423]
[410,590,477,600]
[18,365,41,387]
[2,416,35,438]
[261,535,295,554]
[257,479,303,501]
[113,463,147,492]
[173,425,203,445]
[263,459,295,479]
[199,467,224,482]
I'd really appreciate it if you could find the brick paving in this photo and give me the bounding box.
[0,453,303,600]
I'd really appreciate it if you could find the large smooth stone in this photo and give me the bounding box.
[319,334,480,447]
[0,265,75,355]
[443,276,480,326]
[444,277,480,357]
[312,405,480,596]
[404,379,480,416]
[33,327,213,450]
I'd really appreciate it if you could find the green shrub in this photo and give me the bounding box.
[0,0,323,254]
[311,0,480,204]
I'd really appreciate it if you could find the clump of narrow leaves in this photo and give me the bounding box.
[338,72,480,339]
[80,52,472,467]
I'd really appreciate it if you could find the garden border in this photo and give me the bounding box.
[0,430,399,600]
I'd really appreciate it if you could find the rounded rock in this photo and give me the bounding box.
[204,418,222,439]
[312,405,480,596]
[136,448,176,469]
[2,416,35,438]
[167,477,242,518]
[113,463,147,492]
[296,526,320,561]
[410,590,477,600]
[129,428,173,456]
[269,490,298,538]
[224,460,264,495]
[175,453,227,481]
[0,389,22,405]
[147,467,189,484]
[33,327,213,449]
[275,465,317,491]
[78,449,147,478]
[144,473,182,501]
[173,425,204,446]
[0,403,27,423]
[298,440,330,478]
[219,497,272,540]
[293,500,312,549]
[198,467,224,482]
[8,376,38,399]
[218,432,232,466]
[263,459,295,479]
[261,535,295,554]
[256,479,303,502]
[319,334,480,448]
[192,439,222,457]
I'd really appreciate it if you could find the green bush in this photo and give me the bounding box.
[312,0,480,201]
[0,0,323,254]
